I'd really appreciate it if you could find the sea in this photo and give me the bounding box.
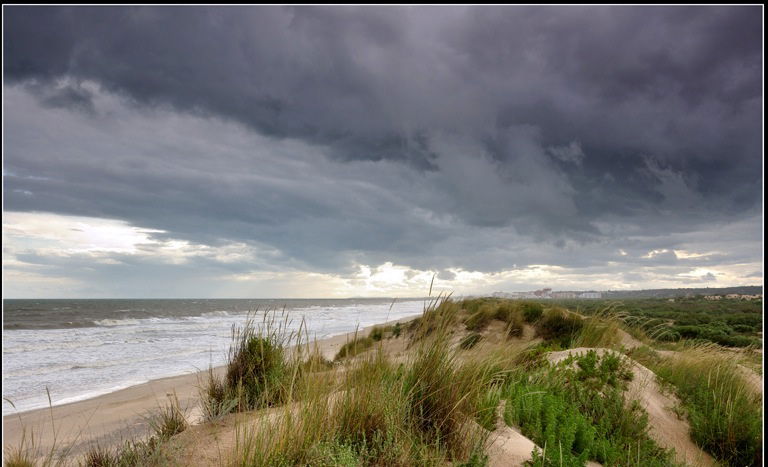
[2,298,426,416]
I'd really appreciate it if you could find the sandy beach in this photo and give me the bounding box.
[2,313,422,458]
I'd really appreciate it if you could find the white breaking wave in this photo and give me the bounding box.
[92,318,142,327]
[2,299,425,415]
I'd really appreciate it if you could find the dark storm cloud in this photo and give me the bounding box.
[3,6,763,278]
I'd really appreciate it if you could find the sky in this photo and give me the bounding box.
[2,6,763,298]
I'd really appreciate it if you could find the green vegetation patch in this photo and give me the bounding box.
[335,336,375,361]
[554,297,762,348]
[534,308,584,347]
[651,346,762,467]
[503,350,675,467]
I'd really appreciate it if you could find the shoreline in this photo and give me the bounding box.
[2,312,423,457]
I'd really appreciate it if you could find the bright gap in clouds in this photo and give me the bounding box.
[2,212,760,299]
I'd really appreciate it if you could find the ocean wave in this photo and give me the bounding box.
[93,318,141,327]
[200,310,232,317]
[3,339,105,355]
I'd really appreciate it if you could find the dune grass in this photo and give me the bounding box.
[7,297,761,467]
[334,335,374,361]
[572,308,623,348]
[459,332,483,350]
[460,299,530,339]
[232,297,500,466]
[650,343,763,467]
[3,428,40,467]
[534,307,584,347]
[199,311,305,420]
[80,393,190,466]
[3,389,83,467]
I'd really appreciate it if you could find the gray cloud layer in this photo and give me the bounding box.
[3,6,763,291]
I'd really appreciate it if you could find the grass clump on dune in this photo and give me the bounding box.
[460,299,527,339]
[3,432,37,467]
[146,392,188,441]
[460,332,483,350]
[81,394,189,466]
[369,323,399,341]
[334,336,374,361]
[226,319,293,410]
[652,344,762,467]
[519,302,544,323]
[200,311,302,419]
[233,298,501,466]
[534,307,584,347]
[408,295,460,342]
[464,304,496,332]
[572,308,623,348]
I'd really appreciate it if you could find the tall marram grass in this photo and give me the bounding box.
[652,343,762,467]
[460,299,531,338]
[572,307,624,348]
[200,310,305,420]
[232,297,500,466]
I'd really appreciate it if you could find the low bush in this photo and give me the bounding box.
[534,308,583,347]
[302,352,334,372]
[503,350,674,466]
[226,333,290,409]
[520,302,544,323]
[492,302,517,322]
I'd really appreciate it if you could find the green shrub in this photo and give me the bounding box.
[409,298,460,342]
[520,302,544,323]
[302,352,334,372]
[503,351,674,466]
[534,308,583,347]
[460,298,490,315]
[369,325,386,341]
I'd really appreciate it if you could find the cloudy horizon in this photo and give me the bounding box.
[2,6,763,298]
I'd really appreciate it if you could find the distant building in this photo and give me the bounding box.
[552,292,578,299]
[579,292,602,299]
[491,289,610,300]
[528,288,552,298]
